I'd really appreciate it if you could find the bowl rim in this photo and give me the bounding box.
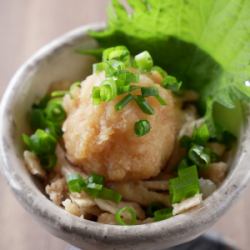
[1,22,250,245]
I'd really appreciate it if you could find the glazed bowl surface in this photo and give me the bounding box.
[0,23,250,250]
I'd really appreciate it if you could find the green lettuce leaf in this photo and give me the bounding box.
[90,0,250,135]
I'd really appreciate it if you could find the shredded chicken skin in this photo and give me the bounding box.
[63,71,181,181]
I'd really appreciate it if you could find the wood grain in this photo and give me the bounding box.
[0,1,249,249]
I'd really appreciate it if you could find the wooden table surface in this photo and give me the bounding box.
[0,1,249,249]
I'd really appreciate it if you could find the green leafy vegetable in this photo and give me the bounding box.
[90,0,250,136]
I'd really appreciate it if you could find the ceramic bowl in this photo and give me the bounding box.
[1,23,250,250]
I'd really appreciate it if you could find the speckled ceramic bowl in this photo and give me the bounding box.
[1,23,250,250]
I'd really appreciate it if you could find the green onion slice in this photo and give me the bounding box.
[103,46,131,65]
[169,165,200,204]
[93,62,107,74]
[115,206,137,225]
[115,94,133,111]
[87,173,105,185]
[50,90,68,98]
[135,51,153,71]
[163,75,182,93]
[67,173,86,193]
[141,86,159,97]
[100,79,117,102]
[22,129,56,156]
[92,86,101,105]
[188,145,211,168]
[45,99,66,123]
[141,87,166,105]
[98,187,122,203]
[30,108,46,130]
[154,208,173,221]
[134,96,154,115]
[134,119,151,136]
[192,123,210,145]
[155,95,167,105]
[152,66,167,79]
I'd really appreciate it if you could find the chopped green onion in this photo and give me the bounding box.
[22,129,56,156]
[146,202,165,217]
[115,206,137,225]
[85,182,103,197]
[108,60,126,73]
[141,86,159,97]
[177,158,190,170]
[188,145,211,168]
[67,173,86,193]
[152,66,167,79]
[32,95,50,109]
[115,94,133,111]
[45,99,66,123]
[30,108,46,130]
[100,84,113,102]
[134,120,151,136]
[115,70,139,85]
[155,95,167,105]
[103,46,130,65]
[163,75,182,93]
[86,182,103,190]
[92,86,101,105]
[93,62,107,73]
[117,85,131,94]
[134,96,155,115]
[100,79,117,102]
[46,121,62,139]
[140,87,166,105]
[87,173,105,185]
[135,51,153,71]
[50,90,67,98]
[169,165,200,204]
[130,85,140,92]
[98,187,122,203]
[154,208,173,221]
[40,154,57,170]
[69,81,81,97]
[192,123,210,145]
